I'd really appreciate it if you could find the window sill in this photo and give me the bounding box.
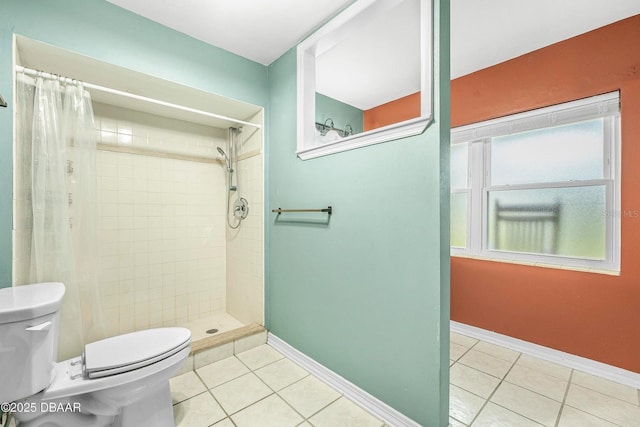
[451,253,620,276]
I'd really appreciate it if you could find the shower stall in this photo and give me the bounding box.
[90,104,264,341]
[12,36,265,358]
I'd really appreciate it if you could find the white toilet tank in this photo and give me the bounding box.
[0,282,65,403]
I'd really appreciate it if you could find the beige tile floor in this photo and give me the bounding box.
[171,344,387,427]
[173,332,640,426]
[450,331,640,427]
[6,329,638,426]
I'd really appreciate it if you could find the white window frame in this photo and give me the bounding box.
[451,92,621,273]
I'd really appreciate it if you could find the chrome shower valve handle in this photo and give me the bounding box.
[233,197,249,220]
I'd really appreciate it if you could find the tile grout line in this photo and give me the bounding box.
[185,344,310,426]
[553,368,574,427]
[454,332,636,427]
[171,386,209,406]
[193,357,251,392]
[452,322,640,391]
[265,342,385,426]
[454,344,473,363]
[449,347,509,424]
[235,345,286,372]
[220,354,277,419]
[481,355,571,410]
[233,345,348,425]
[247,353,311,424]
[256,352,385,427]
[455,339,570,426]
[467,351,523,426]
[272,373,339,423]
[261,343,384,426]
[196,355,289,424]
[184,331,640,426]
[192,368,236,424]
[484,351,571,426]
[569,376,640,411]
[561,374,626,427]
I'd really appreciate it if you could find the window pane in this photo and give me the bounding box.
[451,192,468,248]
[491,119,604,186]
[487,186,606,259]
[450,142,468,189]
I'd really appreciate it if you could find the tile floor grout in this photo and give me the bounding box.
[450,331,638,427]
[465,351,526,426]
[272,378,343,423]
[196,369,233,424]
[172,345,386,427]
[553,369,573,427]
[173,332,639,427]
[230,352,313,424]
[227,373,302,422]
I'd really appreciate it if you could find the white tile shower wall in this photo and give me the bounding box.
[227,111,264,325]
[94,104,230,337]
[95,103,221,158]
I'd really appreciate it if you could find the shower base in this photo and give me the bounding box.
[179,313,245,342]
[174,313,267,375]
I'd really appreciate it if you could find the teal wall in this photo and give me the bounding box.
[0,0,268,285]
[0,30,12,286]
[266,0,450,424]
[315,92,364,135]
[1,0,451,422]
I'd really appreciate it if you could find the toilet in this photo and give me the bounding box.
[0,282,191,427]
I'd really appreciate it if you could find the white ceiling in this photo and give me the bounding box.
[451,0,640,79]
[106,0,354,66]
[107,0,640,110]
[106,0,640,107]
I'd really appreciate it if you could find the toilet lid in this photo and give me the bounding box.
[84,327,191,379]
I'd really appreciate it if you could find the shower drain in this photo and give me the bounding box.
[206,328,219,334]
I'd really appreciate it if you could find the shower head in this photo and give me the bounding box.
[217,146,232,171]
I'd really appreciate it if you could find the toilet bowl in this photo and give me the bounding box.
[0,283,191,427]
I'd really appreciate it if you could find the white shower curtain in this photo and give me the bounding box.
[16,74,104,360]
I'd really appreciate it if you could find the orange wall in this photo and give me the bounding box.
[451,15,640,372]
[363,92,420,131]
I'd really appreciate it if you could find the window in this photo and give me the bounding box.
[451,92,620,272]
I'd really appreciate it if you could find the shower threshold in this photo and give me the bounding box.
[177,313,266,357]
[190,323,265,354]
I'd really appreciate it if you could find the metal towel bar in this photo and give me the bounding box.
[272,206,332,215]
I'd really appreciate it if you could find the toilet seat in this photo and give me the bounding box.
[84,327,191,379]
[4,282,191,426]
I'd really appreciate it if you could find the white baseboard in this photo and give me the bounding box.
[450,320,640,389]
[267,333,422,427]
